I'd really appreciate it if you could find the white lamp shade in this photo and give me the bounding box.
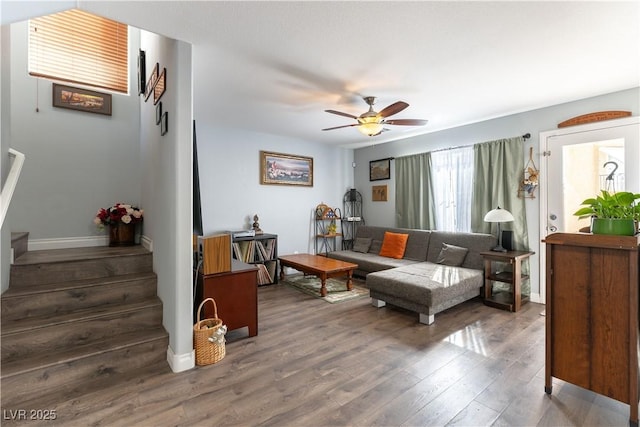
[484,207,514,222]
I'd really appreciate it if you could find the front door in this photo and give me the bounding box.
[538,117,640,302]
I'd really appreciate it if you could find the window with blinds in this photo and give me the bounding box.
[29,9,129,94]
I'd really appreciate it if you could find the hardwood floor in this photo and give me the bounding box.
[3,282,631,426]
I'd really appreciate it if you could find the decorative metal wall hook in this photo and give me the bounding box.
[603,161,618,182]
[518,147,539,199]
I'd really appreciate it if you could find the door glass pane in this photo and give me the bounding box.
[562,138,624,232]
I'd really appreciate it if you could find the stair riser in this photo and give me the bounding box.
[10,254,153,286]
[1,336,168,409]
[1,247,168,410]
[2,306,163,363]
[1,276,157,322]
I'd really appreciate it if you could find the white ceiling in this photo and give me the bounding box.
[4,1,640,148]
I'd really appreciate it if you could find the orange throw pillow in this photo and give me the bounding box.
[378,232,409,259]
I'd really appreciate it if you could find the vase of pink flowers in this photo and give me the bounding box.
[94,203,144,246]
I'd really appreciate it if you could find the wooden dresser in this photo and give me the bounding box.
[195,259,258,337]
[544,233,639,424]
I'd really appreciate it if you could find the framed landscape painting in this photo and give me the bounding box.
[52,83,112,116]
[260,151,313,186]
[369,158,391,181]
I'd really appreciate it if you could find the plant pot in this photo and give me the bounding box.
[109,222,136,246]
[590,218,636,236]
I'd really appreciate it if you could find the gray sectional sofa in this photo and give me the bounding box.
[327,225,497,325]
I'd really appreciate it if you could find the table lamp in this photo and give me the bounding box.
[484,207,514,252]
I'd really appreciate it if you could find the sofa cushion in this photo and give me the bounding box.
[367,262,483,307]
[427,231,496,270]
[356,225,431,261]
[352,237,372,253]
[379,232,409,259]
[369,239,383,254]
[436,243,468,267]
[327,250,420,273]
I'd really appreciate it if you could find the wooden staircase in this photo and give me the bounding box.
[1,244,169,410]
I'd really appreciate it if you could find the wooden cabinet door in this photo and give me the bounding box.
[548,244,591,389]
[545,232,639,424]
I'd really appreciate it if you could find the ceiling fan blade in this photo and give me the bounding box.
[378,101,409,118]
[382,119,428,126]
[325,109,358,119]
[322,123,359,131]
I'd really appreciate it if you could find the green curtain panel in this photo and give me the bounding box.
[395,153,436,229]
[471,136,529,252]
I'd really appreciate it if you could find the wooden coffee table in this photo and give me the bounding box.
[278,253,358,297]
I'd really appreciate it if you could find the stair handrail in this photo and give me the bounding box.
[1,148,25,228]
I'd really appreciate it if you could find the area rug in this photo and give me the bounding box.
[282,274,369,303]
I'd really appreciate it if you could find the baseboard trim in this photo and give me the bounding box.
[141,235,153,252]
[529,293,543,304]
[167,346,194,373]
[29,236,108,251]
[28,235,153,251]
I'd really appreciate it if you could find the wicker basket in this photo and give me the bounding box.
[193,298,226,366]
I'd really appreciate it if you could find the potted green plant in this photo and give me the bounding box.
[574,190,640,236]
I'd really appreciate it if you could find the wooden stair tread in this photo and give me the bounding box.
[4,358,172,413]
[12,245,150,266]
[1,327,169,378]
[1,271,156,298]
[1,298,162,335]
[3,244,168,407]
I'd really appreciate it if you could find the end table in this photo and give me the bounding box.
[481,250,534,312]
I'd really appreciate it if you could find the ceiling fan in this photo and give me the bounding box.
[322,96,428,137]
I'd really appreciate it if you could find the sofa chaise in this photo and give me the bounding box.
[327,225,496,325]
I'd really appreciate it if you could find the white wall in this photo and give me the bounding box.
[6,21,141,242]
[139,30,194,372]
[194,124,354,256]
[2,15,194,373]
[1,24,12,292]
[353,87,640,302]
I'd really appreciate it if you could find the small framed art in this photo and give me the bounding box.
[156,102,163,125]
[372,185,388,202]
[52,83,112,116]
[145,62,159,102]
[161,112,168,136]
[137,49,146,96]
[369,158,391,181]
[153,67,166,105]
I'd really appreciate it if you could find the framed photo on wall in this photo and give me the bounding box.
[369,158,391,181]
[137,49,146,96]
[145,62,159,102]
[52,83,112,116]
[153,67,166,105]
[372,185,388,201]
[260,151,313,186]
[161,112,168,136]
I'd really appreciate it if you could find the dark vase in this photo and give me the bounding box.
[109,222,136,246]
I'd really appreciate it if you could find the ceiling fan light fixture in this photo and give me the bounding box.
[323,96,427,137]
[357,116,383,136]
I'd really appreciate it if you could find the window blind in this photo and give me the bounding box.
[29,9,129,94]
